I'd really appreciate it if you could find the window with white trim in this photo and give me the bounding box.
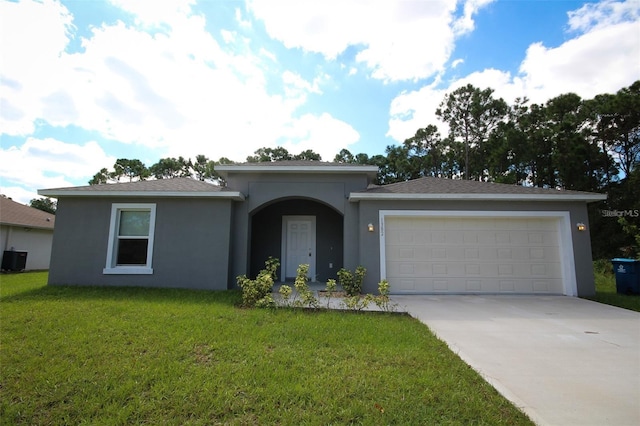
[104,204,156,274]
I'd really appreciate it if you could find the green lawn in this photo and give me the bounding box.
[585,260,640,312]
[1,272,532,425]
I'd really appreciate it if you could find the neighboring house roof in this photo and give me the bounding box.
[216,161,379,178]
[0,197,55,230]
[349,177,607,202]
[38,178,245,200]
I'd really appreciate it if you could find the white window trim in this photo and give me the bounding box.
[378,210,577,296]
[104,203,156,275]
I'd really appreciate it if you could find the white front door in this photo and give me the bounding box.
[282,216,316,281]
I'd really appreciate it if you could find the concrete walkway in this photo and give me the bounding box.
[391,295,640,426]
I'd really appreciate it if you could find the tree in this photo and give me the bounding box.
[191,155,235,185]
[588,80,640,178]
[246,147,292,162]
[149,157,191,179]
[334,149,355,163]
[545,93,611,191]
[383,145,412,183]
[436,84,508,180]
[485,98,544,185]
[112,158,149,182]
[191,155,215,181]
[293,149,322,161]
[29,197,56,214]
[89,168,112,185]
[402,125,446,178]
[89,159,149,185]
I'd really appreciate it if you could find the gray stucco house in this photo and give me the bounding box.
[39,161,606,296]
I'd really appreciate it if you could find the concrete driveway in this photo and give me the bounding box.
[391,295,640,426]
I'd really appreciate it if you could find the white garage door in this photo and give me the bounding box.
[383,214,569,295]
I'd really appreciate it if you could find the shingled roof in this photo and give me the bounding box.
[38,178,245,200]
[349,177,607,202]
[0,197,55,230]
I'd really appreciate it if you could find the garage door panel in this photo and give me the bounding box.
[384,216,564,295]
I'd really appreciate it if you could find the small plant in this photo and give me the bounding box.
[294,264,319,308]
[324,278,337,308]
[255,293,276,308]
[264,256,280,281]
[342,294,373,311]
[354,265,366,292]
[278,284,293,307]
[338,265,366,296]
[236,257,280,307]
[373,279,397,312]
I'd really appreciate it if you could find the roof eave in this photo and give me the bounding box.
[348,193,608,202]
[0,222,54,231]
[37,189,246,201]
[216,165,379,179]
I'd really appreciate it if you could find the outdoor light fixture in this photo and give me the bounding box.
[367,223,375,232]
[576,222,586,232]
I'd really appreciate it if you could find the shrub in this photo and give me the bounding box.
[236,257,280,307]
[342,294,373,311]
[337,266,366,296]
[324,278,337,308]
[373,279,396,312]
[354,265,366,292]
[294,264,319,308]
[264,256,280,281]
[337,268,353,295]
[278,284,293,307]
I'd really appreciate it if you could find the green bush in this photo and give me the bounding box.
[337,266,366,296]
[294,264,319,308]
[373,279,391,311]
[237,257,280,307]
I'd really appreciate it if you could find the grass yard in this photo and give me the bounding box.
[1,272,532,425]
[586,260,640,312]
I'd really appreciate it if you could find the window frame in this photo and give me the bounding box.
[104,203,156,275]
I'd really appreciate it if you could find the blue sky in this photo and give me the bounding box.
[1,0,639,204]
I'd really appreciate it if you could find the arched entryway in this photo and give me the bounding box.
[250,198,343,282]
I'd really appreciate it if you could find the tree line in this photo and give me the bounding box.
[87,80,638,194]
[32,81,638,258]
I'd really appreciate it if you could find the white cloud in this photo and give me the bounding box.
[0,187,42,206]
[519,20,640,104]
[388,83,448,142]
[1,0,362,179]
[452,0,495,35]
[567,0,640,33]
[248,0,491,82]
[107,0,196,29]
[388,0,640,142]
[0,0,74,135]
[0,137,115,191]
[279,113,360,161]
[451,58,464,68]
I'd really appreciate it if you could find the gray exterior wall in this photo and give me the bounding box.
[45,171,598,297]
[48,197,233,290]
[225,172,369,287]
[355,199,596,297]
